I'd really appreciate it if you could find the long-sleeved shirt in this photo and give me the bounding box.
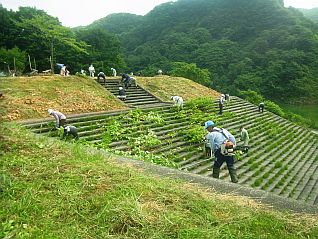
[240,128,249,146]
[172,96,183,107]
[52,111,66,127]
[219,97,225,105]
[206,127,236,152]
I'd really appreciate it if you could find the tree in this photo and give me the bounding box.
[170,62,211,86]
[0,47,26,74]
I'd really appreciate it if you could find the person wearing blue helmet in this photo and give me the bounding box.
[205,120,238,183]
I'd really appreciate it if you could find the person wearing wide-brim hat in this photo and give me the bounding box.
[48,109,66,128]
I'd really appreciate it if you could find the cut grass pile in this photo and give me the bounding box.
[0,75,127,121]
[1,122,318,238]
[137,76,220,101]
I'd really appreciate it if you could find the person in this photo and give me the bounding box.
[80,69,86,75]
[89,64,95,77]
[205,120,238,183]
[122,73,131,89]
[60,65,66,76]
[171,96,184,108]
[111,68,117,77]
[62,125,79,140]
[225,93,230,102]
[97,71,106,81]
[239,126,249,153]
[204,133,212,158]
[259,102,264,113]
[117,87,126,101]
[64,65,70,76]
[219,94,225,115]
[48,109,66,128]
[158,69,163,75]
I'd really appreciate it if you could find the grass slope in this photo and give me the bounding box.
[0,75,127,121]
[137,76,219,101]
[1,123,318,238]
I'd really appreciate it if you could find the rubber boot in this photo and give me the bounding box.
[228,168,238,183]
[212,167,220,179]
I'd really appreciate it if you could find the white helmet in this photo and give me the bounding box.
[48,109,53,115]
[119,87,123,90]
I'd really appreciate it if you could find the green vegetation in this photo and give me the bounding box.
[1,123,318,238]
[170,62,211,86]
[299,8,318,23]
[280,104,318,128]
[239,90,317,128]
[0,5,124,74]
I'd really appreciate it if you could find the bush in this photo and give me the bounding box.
[264,100,285,117]
[238,90,264,105]
[184,125,206,143]
[170,62,212,86]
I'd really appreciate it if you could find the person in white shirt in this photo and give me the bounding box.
[88,64,95,77]
[171,96,184,108]
[111,68,117,77]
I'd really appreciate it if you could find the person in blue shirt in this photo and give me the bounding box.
[205,120,238,183]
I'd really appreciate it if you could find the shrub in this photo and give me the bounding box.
[264,100,285,117]
[184,125,206,143]
[239,90,264,105]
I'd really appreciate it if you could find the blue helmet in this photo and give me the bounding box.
[204,120,215,129]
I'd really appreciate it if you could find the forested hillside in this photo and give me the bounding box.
[88,0,318,104]
[0,5,125,75]
[300,8,318,23]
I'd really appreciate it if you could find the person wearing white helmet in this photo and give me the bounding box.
[205,120,238,183]
[48,109,66,128]
[171,96,184,108]
[117,87,126,101]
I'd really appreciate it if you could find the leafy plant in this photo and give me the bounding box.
[184,125,206,144]
[128,130,161,151]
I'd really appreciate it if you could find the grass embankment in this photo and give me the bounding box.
[280,104,318,128]
[1,123,318,238]
[137,76,219,101]
[0,75,127,121]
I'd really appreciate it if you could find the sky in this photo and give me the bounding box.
[1,0,318,28]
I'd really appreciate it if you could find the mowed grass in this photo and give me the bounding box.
[1,123,318,239]
[0,75,127,121]
[137,76,220,101]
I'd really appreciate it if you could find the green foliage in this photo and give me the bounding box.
[128,130,161,151]
[142,112,164,125]
[101,120,126,146]
[184,125,206,144]
[0,47,26,74]
[239,90,264,105]
[89,0,318,104]
[170,62,211,86]
[264,100,285,117]
[186,97,214,110]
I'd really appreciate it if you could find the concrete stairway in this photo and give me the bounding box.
[97,78,166,108]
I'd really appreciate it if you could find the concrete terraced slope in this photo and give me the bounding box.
[25,97,318,206]
[136,76,220,101]
[0,75,127,121]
